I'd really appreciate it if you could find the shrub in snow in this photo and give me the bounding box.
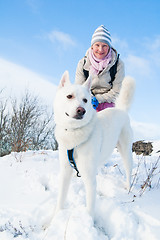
[0,90,57,156]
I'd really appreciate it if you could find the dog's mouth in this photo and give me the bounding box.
[65,107,86,120]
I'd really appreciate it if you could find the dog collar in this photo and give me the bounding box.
[67,149,81,177]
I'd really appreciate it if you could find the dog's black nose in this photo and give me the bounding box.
[75,107,86,119]
[77,107,86,116]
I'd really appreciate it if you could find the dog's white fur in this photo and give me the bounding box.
[54,71,135,218]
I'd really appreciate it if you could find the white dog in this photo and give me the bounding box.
[54,71,135,218]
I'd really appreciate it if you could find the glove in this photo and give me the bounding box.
[91,96,99,110]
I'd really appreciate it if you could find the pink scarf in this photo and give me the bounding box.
[88,48,112,75]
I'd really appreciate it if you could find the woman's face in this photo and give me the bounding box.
[92,42,110,59]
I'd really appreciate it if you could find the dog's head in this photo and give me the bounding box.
[54,71,94,129]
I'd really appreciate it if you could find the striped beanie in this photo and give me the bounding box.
[91,25,112,47]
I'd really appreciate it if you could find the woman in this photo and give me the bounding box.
[75,25,125,112]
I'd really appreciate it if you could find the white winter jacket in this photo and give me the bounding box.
[75,48,125,103]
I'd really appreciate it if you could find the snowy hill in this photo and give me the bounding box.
[0,142,159,239]
[0,58,57,107]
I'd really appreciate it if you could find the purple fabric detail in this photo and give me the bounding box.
[96,102,115,112]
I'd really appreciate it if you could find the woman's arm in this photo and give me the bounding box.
[75,58,87,84]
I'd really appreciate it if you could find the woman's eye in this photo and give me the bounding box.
[67,95,73,99]
[83,98,87,103]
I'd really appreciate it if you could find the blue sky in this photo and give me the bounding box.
[0,0,160,128]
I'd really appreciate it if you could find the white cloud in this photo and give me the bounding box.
[144,35,160,51]
[124,54,151,78]
[121,35,160,80]
[112,36,129,53]
[47,30,76,49]
[112,35,159,79]
[143,35,160,67]
[26,0,42,13]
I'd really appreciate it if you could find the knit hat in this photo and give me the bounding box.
[91,25,112,47]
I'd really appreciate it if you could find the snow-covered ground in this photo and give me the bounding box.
[0,141,160,240]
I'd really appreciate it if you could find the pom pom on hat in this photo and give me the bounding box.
[91,25,112,47]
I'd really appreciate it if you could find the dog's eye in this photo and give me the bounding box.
[67,95,73,99]
[83,98,88,103]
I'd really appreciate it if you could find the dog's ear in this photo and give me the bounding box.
[83,76,92,91]
[59,71,70,88]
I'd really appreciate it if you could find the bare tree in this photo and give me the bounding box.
[8,91,56,152]
[0,98,10,156]
[0,89,58,156]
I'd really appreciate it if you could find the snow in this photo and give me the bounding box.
[0,147,160,239]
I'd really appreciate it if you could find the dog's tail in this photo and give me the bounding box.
[115,76,135,112]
